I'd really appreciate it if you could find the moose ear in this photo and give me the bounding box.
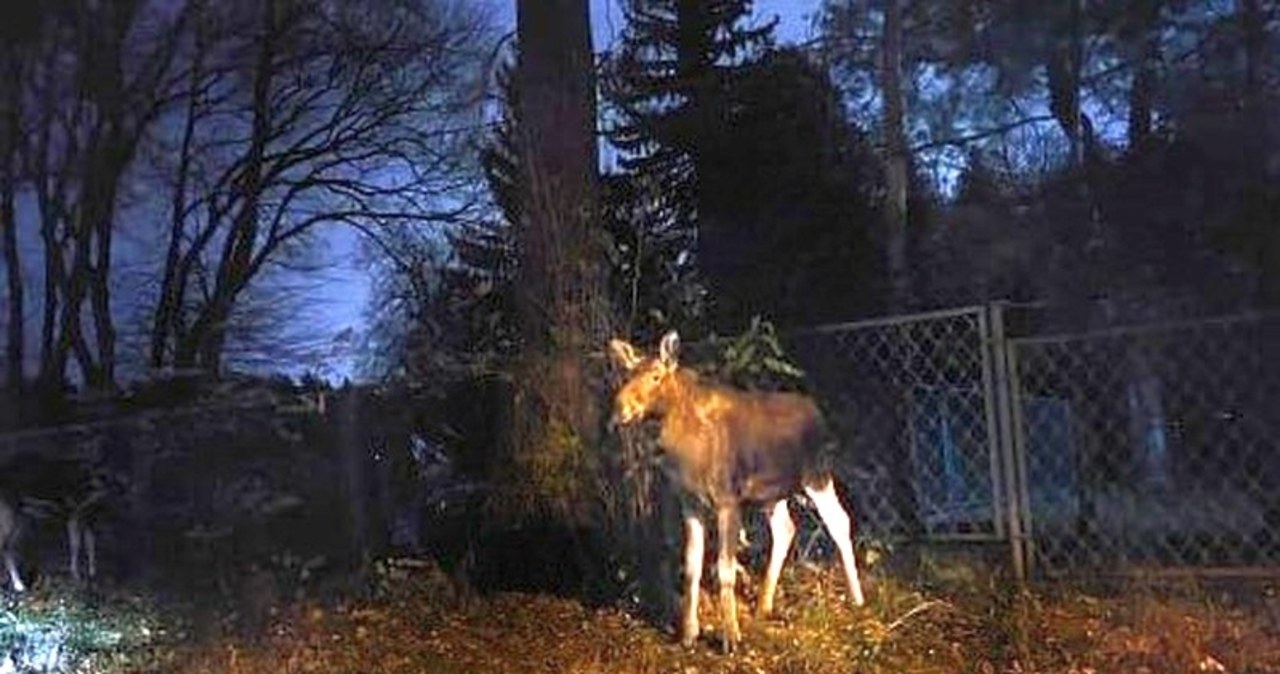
[608,339,644,371]
[657,330,680,365]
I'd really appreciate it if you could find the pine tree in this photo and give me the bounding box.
[603,0,775,316]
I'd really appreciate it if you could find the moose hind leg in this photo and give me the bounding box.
[716,506,742,653]
[757,499,796,618]
[804,478,865,606]
[681,515,706,648]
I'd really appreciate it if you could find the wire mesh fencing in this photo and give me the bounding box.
[785,306,1007,543]
[780,304,1278,580]
[1011,312,1280,576]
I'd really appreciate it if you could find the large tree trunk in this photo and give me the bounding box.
[880,0,910,310]
[514,0,608,518]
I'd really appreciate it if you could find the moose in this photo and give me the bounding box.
[608,331,865,653]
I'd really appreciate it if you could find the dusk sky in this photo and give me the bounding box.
[318,0,822,380]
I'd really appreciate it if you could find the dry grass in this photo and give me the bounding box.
[145,559,1280,674]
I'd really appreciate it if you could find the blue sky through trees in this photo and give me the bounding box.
[319,0,821,381]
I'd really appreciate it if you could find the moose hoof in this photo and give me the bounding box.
[720,623,741,654]
[680,624,699,649]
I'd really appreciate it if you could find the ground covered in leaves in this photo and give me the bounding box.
[7,561,1280,673]
[166,562,1280,674]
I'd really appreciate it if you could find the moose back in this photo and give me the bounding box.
[608,331,865,653]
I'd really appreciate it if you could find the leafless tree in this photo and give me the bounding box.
[3,2,192,397]
[138,0,495,373]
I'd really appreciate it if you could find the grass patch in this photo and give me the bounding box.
[6,556,1280,673]
[1,581,183,673]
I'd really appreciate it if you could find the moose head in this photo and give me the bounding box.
[607,330,681,426]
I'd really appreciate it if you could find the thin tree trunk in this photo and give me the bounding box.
[880,0,910,309]
[1238,0,1275,307]
[1126,0,1161,155]
[178,0,276,372]
[1,54,22,392]
[1,174,19,392]
[53,159,95,389]
[87,148,126,390]
[1048,0,1093,168]
[152,99,199,368]
[33,44,65,393]
[152,6,207,369]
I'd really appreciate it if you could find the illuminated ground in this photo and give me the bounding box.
[5,563,1280,673]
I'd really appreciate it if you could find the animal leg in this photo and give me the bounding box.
[716,505,742,653]
[757,499,796,618]
[3,552,23,593]
[805,478,865,606]
[1,501,23,592]
[681,514,706,648]
[68,515,83,582]
[85,524,97,579]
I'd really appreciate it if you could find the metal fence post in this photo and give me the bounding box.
[979,307,1007,540]
[988,303,1028,583]
[1006,340,1035,579]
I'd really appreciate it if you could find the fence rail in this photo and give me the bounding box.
[788,306,1004,542]
[1,304,1274,584]
[784,304,1279,581]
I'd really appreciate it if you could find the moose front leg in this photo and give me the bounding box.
[681,514,706,648]
[716,505,742,653]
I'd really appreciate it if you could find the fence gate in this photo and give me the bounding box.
[785,306,1018,566]
[788,304,1278,582]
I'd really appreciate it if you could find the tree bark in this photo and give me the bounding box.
[151,15,206,369]
[1,48,22,392]
[514,0,608,515]
[1126,0,1161,155]
[1238,0,1276,307]
[880,0,910,309]
[175,0,277,372]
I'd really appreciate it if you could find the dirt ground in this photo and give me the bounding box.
[144,560,1280,674]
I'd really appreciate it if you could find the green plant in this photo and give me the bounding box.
[705,316,805,391]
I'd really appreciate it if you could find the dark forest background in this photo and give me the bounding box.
[0,0,1276,614]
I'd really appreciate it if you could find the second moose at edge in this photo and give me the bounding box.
[608,331,865,653]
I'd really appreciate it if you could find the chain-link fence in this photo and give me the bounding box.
[786,306,1007,543]
[781,304,1279,580]
[1012,312,1280,576]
